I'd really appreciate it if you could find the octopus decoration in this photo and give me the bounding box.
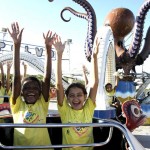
[56,0,150,102]
[60,0,97,62]
[122,100,147,131]
[57,0,150,79]
[48,0,149,126]
[104,6,150,78]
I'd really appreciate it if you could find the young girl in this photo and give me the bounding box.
[53,35,99,150]
[8,22,55,149]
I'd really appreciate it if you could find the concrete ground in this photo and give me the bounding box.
[133,126,150,150]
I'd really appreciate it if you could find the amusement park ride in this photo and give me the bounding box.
[0,0,150,149]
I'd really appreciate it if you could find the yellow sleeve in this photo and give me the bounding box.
[1,87,5,95]
[57,96,69,117]
[37,94,49,115]
[10,96,22,114]
[84,97,96,114]
[7,89,12,96]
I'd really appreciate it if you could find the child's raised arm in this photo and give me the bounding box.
[82,65,89,87]
[89,38,100,103]
[22,62,27,79]
[8,22,24,104]
[6,62,12,93]
[53,35,66,106]
[42,31,56,102]
[0,62,5,88]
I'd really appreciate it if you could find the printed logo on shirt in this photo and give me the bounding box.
[23,111,39,123]
[73,127,88,136]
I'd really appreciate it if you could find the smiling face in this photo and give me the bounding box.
[67,87,87,110]
[21,78,41,104]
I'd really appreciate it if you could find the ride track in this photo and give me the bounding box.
[0,52,69,89]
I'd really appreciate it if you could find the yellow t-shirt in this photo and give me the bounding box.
[0,118,4,123]
[0,87,5,104]
[58,97,96,150]
[105,89,115,105]
[7,89,12,97]
[10,95,53,150]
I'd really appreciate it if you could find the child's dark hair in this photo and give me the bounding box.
[65,82,87,97]
[105,83,112,89]
[22,76,41,90]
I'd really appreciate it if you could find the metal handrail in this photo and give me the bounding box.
[0,96,10,98]
[0,118,144,150]
[0,121,113,149]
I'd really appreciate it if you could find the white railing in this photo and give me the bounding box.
[0,118,145,150]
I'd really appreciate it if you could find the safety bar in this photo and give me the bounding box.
[0,118,144,150]
[0,96,10,98]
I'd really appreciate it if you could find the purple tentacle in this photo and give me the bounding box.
[128,0,150,58]
[138,26,150,61]
[72,0,97,62]
[61,0,97,62]
[61,7,88,22]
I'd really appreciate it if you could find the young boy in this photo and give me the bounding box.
[8,22,55,149]
[105,76,119,107]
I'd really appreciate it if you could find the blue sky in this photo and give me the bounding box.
[0,0,149,74]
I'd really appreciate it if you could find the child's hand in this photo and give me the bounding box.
[53,35,66,55]
[43,30,56,47]
[7,62,12,70]
[82,65,88,74]
[8,22,24,44]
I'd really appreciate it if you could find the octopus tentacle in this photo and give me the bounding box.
[128,0,150,58]
[72,0,97,62]
[61,0,97,62]
[138,26,150,61]
[61,7,88,22]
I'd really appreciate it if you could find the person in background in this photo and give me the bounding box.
[0,62,5,104]
[0,62,5,123]
[105,76,119,107]
[0,62,12,124]
[6,62,12,97]
[22,61,27,79]
[105,76,122,119]
[8,22,55,149]
[82,65,89,87]
[49,87,57,99]
[54,34,99,150]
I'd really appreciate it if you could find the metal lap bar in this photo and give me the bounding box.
[0,96,10,98]
[0,119,134,149]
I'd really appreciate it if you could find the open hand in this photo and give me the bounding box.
[53,35,66,55]
[8,22,24,44]
[43,30,56,47]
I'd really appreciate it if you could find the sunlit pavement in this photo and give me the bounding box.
[48,100,150,149]
[133,126,150,150]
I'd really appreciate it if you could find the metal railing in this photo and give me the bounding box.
[0,118,145,150]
